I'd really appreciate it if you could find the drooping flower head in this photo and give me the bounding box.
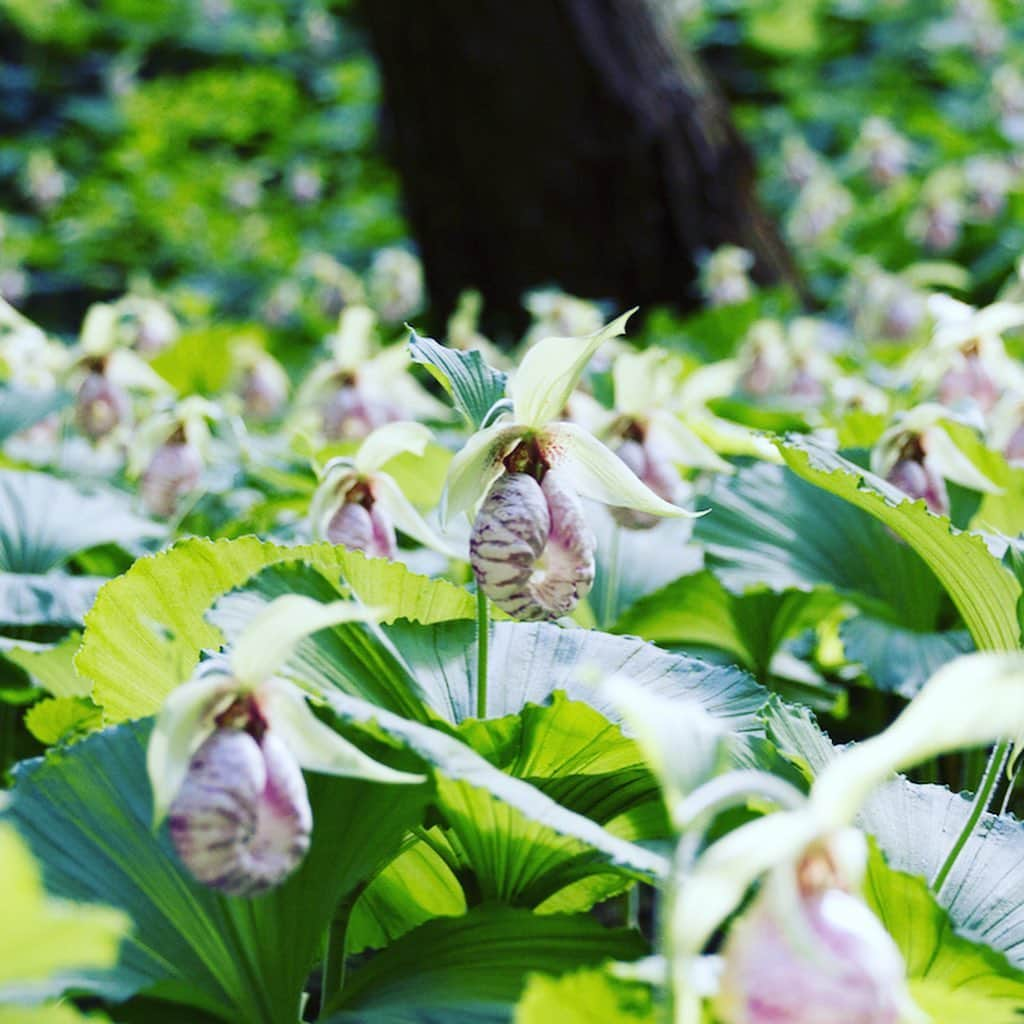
[636,651,1024,1024]
[68,302,172,442]
[309,421,460,561]
[871,404,1002,516]
[129,396,220,517]
[296,305,448,442]
[147,595,423,896]
[599,348,731,530]
[444,310,700,620]
[231,340,289,422]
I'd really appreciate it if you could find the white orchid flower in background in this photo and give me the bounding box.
[231,340,290,422]
[295,304,449,441]
[632,651,1024,1024]
[870,403,1002,516]
[699,245,755,308]
[68,301,173,441]
[908,294,1024,411]
[521,288,606,350]
[0,298,70,392]
[444,310,701,621]
[601,348,732,529]
[310,421,462,560]
[128,395,221,517]
[147,594,423,897]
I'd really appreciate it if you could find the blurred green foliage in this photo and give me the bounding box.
[0,0,404,333]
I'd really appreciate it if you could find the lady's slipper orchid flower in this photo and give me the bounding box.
[296,305,448,441]
[129,396,220,517]
[601,349,731,529]
[915,294,1024,411]
[870,404,1001,515]
[68,302,171,442]
[444,310,701,620]
[147,595,423,896]
[367,247,424,324]
[699,245,755,308]
[310,421,461,560]
[522,288,606,350]
[668,650,1024,1024]
[232,342,289,422]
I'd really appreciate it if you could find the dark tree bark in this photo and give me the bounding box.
[359,0,796,337]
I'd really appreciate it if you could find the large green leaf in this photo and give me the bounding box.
[0,386,70,442]
[866,847,1024,1022]
[321,689,670,896]
[4,720,430,1022]
[515,967,654,1024]
[839,617,973,697]
[328,908,644,1019]
[613,569,838,680]
[861,780,1024,970]
[0,821,127,1003]
[0,470,161,574]
[697,459,946,630]
[408,328,507,429]
[78,536,477,722]
[776,436,1021,652]
[383,618,767,731]
[1,633,89,698]
[0,573,105,627]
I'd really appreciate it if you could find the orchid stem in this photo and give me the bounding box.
[319,906,349,1018]
[602,523,621,629]
[476,586,489,720]
[932,739,1010,895]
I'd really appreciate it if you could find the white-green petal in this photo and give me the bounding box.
[810,651,1024,828]
[442,422,523,525]
[106,349,173,395]
[673,809,820,956]
[648,410,734,474]
[374,472,465,559]
[612,348,677,417]
[355,421,433,474]
[924,425,1003,494]
[309,459,358,541]
[147,667,238,825]
[511,308,636,428]
[231,595,378,687]
[263,681,425,785]
[80,302,119,356]
[550,422,702,518]
[329,305,377,367]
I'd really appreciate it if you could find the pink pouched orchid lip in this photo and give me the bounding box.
[168,726,312,898]
[470,469,595,621]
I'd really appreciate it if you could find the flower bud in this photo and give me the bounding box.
[610,439,680,530]
[75,371,130,440]
[470,470,595,621]
[140,439,203,517]
[168,728,312,897]
[715,885,906,1024]
[324,490,397,560]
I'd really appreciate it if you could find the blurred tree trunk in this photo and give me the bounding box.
[359,0,796,337]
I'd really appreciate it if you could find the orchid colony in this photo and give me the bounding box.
[2,232,1024,1024]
